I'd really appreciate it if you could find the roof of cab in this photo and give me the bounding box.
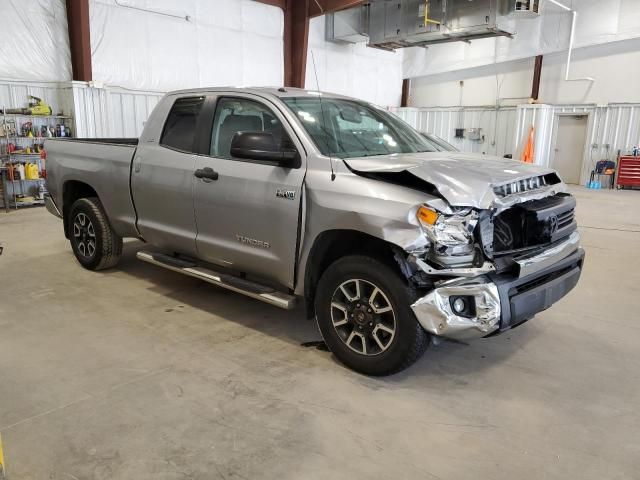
[166,86,355,101]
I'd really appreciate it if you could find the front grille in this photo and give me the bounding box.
[557,209,575,230]
[492,194,576,255]
[493,173,561,198]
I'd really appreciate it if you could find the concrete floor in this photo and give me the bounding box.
[0,186,639,479]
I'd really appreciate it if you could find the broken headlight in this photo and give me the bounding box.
[417,206,478,266]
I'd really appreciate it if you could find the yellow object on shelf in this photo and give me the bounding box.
[25,162,40,180]
[0,432,5,480]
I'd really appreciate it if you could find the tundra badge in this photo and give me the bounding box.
[236,235,270,249]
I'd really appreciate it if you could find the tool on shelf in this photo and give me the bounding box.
[28,95,53,116]
[0,95,53,116]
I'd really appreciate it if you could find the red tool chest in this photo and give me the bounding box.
[616,156,640,189]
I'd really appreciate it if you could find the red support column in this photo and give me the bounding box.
[401,79,410,107]
[254,0,286,8]
[66,0,92,82]
[284,0,310,88]
[258,0,364,88]
[531,55,543,101]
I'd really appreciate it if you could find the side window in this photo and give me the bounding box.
[160,96,205,153]
[210,97,289,159]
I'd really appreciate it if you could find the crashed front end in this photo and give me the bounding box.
[402,175,585,341]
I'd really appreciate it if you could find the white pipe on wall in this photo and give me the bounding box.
[113,0,191,21]
[546,0,594,83]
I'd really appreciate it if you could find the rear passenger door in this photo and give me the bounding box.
[132,95,208,255]
[192,95,306,289]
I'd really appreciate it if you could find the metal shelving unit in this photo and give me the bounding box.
[0,109,73,212]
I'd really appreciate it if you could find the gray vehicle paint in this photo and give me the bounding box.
[45,139,139,238]
[191,92,308,288]
[343,152,565,209]
[45,87,583,342]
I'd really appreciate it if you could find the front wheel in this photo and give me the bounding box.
[315,255,429,376]
[68,197,122,271]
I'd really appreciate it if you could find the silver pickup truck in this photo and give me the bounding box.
[45,87,584,375]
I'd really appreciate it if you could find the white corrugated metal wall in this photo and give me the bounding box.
[391,106,518,157]
[107,90,163,138]
[394,103,640,185]
[71,85,163,138]
[514,104,640,184]
[1,80,164,139]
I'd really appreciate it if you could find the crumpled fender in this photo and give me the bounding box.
[344,151,566,210]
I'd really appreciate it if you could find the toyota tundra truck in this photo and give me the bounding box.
[44,87,584,375]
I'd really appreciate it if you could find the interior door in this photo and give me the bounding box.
[552,115,588,185]
[131,95,207,255]
[192,95,306,289]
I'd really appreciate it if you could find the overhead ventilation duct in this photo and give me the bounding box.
[512,0,540,18]
[326,7,369,43]
[367,0,515,50]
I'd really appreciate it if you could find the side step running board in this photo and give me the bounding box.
[136,251,296,310]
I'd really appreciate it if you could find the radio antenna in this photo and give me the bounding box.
[310,49,336,181]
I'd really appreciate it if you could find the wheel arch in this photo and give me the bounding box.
[62,180,99,238]
[303,229,406,318]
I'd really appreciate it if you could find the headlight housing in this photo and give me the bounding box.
[417,206,478,266]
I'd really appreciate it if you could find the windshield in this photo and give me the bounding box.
[421,132,458,152]
[282,97,437,158]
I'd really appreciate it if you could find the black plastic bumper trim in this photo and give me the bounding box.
[489,247,585,332]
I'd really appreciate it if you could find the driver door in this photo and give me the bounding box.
[192,95,306,289]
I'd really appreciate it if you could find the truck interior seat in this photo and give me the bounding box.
[217,114,262,158]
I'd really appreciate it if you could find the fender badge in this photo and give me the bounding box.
[276,189,296,200]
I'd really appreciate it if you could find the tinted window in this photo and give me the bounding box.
[282,97,436,159]
[421,133,458,152]
[160,96,205,152]
[211,97,290,159]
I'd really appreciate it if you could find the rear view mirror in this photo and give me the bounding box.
[339,107,362,124]
[230,132,299,167]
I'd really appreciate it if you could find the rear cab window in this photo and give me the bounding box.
[160,96,206,153]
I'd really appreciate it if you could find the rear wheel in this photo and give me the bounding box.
[315,255,429,376]
[68,197,122,271]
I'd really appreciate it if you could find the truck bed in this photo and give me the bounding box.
[51,138,139,146]
[45,137,140,238]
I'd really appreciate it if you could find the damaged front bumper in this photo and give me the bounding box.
[411,231,585,340]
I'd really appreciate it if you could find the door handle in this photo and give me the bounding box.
[194,167,219,181]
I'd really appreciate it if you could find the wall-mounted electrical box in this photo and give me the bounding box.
[467,128,483,141]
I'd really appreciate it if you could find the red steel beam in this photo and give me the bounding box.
[309,0,364,18]
[254,0,286,9]
[400,79,410,107]
[262,0,364,87]
[66,0,92,81]
[284,0,310,88]
[531,55,543,101]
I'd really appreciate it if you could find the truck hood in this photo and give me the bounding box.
[343,152,565,209]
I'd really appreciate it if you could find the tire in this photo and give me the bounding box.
[315,255,429,376]
[68,197,122,271]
